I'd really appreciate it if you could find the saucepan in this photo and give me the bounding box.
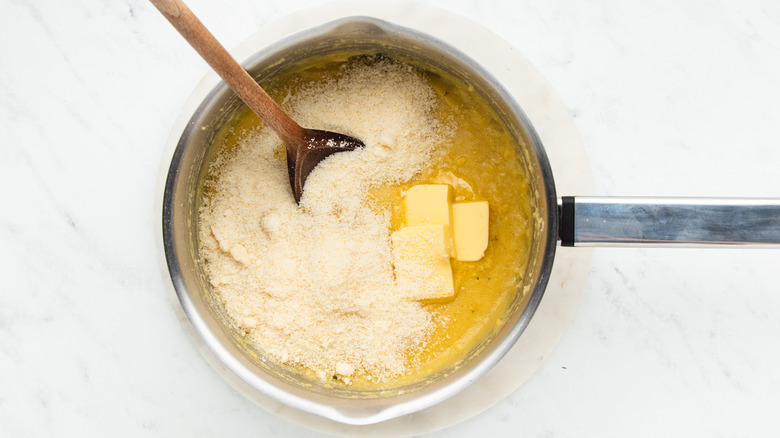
[160,14,780,426]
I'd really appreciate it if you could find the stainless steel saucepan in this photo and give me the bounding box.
[160,16,780,425]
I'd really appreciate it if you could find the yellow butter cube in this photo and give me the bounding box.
[404,184,454,257]
[391,224,454,301]
[452,201,489,261]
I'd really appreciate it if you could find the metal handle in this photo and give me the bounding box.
[559,197,780,247]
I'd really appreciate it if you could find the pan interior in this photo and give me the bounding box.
[162,16,557,422]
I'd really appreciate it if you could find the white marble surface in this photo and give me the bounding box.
[2,0,779,437]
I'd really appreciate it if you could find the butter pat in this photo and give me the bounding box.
[452,201,489,261]
[391,225,454,301]
[404,184,454,257]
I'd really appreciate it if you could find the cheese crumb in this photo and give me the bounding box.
[335,362,355,377]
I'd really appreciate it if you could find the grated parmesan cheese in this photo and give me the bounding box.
[198,56,452,383]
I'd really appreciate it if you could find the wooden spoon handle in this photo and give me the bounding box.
[150,0,305,144]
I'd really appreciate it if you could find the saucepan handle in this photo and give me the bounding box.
[558,197,780,247]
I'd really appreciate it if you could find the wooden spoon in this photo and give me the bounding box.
[150,0,363,203]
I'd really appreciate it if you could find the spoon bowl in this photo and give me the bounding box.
[288,129,360,202]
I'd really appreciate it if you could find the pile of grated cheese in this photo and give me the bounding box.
[198,56,452,383]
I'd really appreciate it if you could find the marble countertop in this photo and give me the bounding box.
[2,0,779,436]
